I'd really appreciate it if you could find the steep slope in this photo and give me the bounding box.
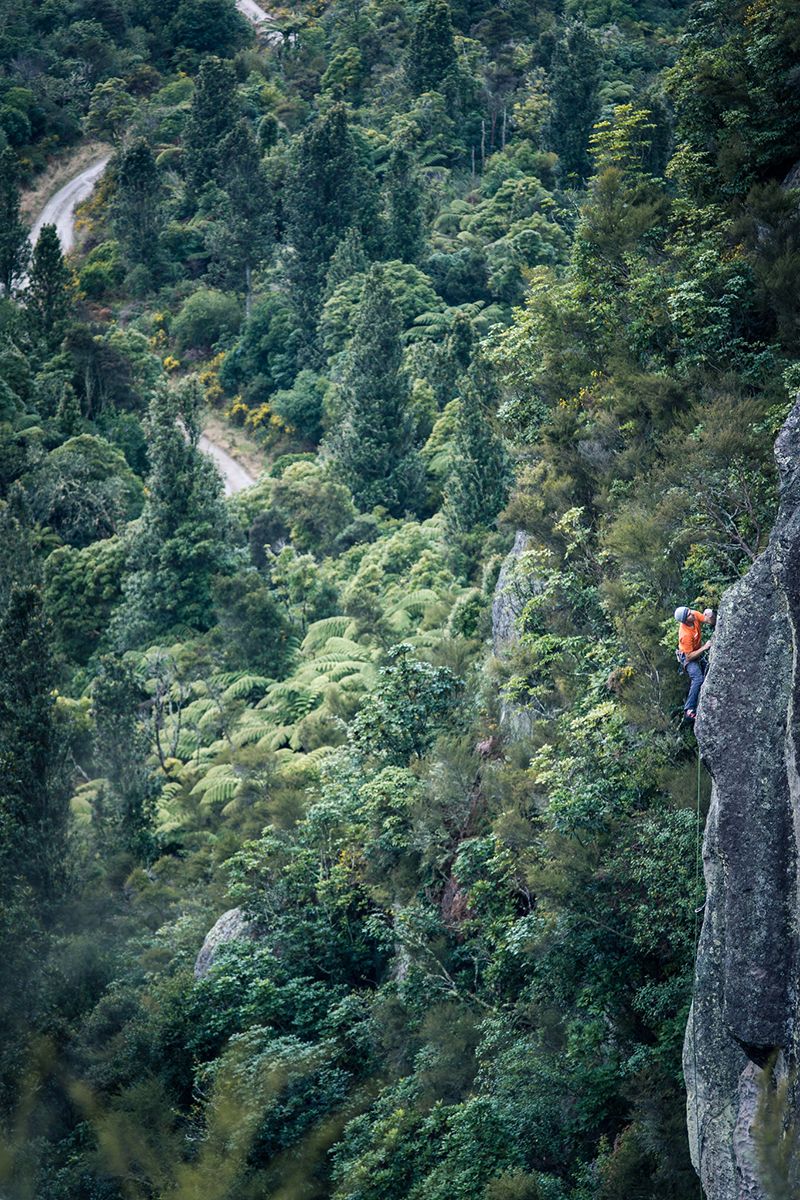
[684,398,800,1197]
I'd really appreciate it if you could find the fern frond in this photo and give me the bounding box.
[200,778,239,807]
[190,764,237,796]
[387,588,439,615]
[231,716,276,748]
[261,682,321,722]
[301,616,354,654]
[306,745,337,762]
[182,697,217,723]
[197,706,223,734]
[314,635,366,656]
[221,674,273,702]
[160,781,184,802]
[174,731,202,760]
[262,725,293,750]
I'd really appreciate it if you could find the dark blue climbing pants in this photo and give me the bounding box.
[684,659,704,715]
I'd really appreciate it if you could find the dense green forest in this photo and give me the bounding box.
[1,0,799,1196]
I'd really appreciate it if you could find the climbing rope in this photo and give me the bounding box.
[690,741,705,1197]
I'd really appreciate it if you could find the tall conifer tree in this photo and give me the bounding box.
[443,365,511,532]
[547,21,601,182]
[206,119,274,304]
[25,223,70,350]
[384,145,424,262]
[406,0,457,95]
[183,56,240,194]
[115,383,235,647]
[0,146,30,296]
[0,584,70,902]
[114,137,163,269]
[330,265,422,515]
[285,104,362,349]
[91,656,158,860]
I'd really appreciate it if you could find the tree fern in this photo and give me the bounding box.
[301,616,358,654]
[219,673,273,702]
[261,724,293,750]
[70,780,103,825]
[260,681,321,722]
[231,714,276,748]
[386,588,440,616]
[200,777,239,808]
[180,697,217,724]
[174,730,203,760]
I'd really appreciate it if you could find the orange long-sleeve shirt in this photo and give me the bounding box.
[678,609,711,656]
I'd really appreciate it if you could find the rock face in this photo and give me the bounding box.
[492,530,531,654]
[491,530,540,738]
[194,907,254,979]
[684,399,800,1197]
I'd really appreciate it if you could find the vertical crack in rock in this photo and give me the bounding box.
[685,400,800,1199]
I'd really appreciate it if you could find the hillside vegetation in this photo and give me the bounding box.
[1,1,800,1197]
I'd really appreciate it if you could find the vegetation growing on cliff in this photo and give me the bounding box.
[1,1,799,1197]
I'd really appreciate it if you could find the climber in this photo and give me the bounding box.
[675,606,715,720]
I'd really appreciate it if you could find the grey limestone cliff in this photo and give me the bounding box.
[194,907,255,979]
[684,399,800,1197]
[491,530,541,739]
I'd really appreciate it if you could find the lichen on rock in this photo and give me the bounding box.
[684,399,800,1198]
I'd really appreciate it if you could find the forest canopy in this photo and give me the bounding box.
[1,0,799,1197]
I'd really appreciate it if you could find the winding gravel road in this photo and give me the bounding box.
[236,0,283,42]
[26,0,280,494]
[30,155,111,253]
[198,434,256,495]
[30,159,257,494]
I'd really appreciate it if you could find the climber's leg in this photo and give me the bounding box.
[684,660,704,717]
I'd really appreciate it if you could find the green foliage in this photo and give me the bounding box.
[173,288,242,354]
[183,56,241,194]
[25,223,71,350]
[270,369,327,445]
[220,293,298,402]
[444,365,511,533]
[272,460,357,555]
[168,0,248,60]
[91,655,159,859]
[0,585,70,902]
[204,119,274,296]
[384,144,425,263]
[350,643,461,764]
[29,434,144,548]
[87,77,136,143]
[328,264,423,515]
[0,146,29,295]
[2,0,795,1195]
[115,386,236,646]
[406,0,458,96]
[44,535,125,663]
[114,137,164,273]
[285,103,370,349]
[321,259,443,355]
[546,21,601,183]
[212,569,294,677]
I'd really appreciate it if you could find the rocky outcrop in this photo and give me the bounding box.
[194,907,255,979]
[684,399,800,1198]
[491,531,540,738]
[492,531,531,654]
